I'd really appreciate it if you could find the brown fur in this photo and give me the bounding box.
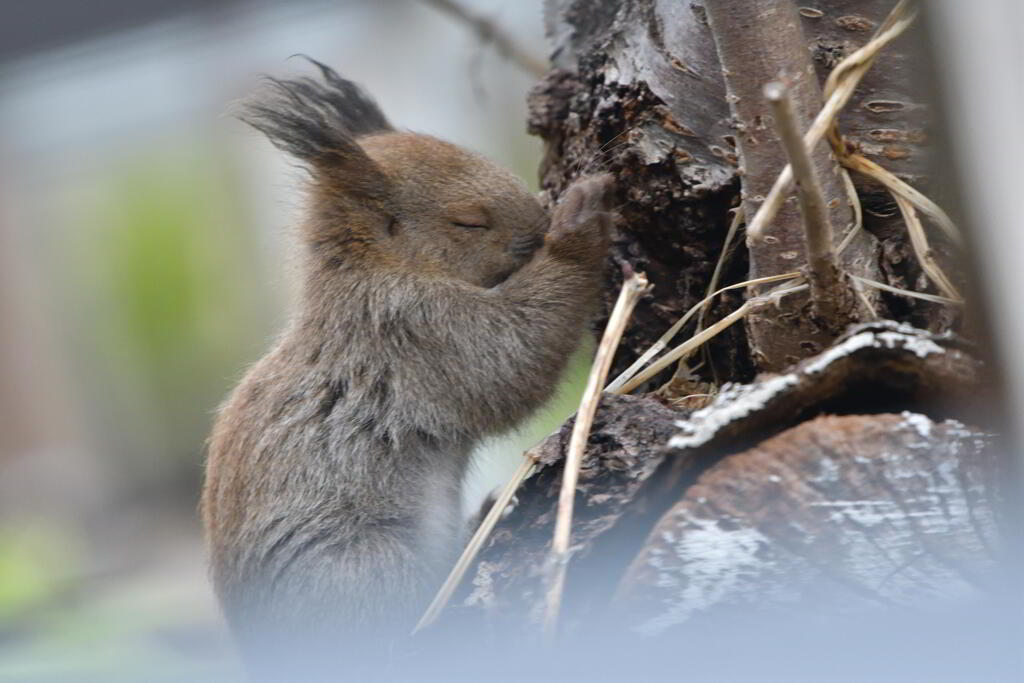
[201,61,612,671]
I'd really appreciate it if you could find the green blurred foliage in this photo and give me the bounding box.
[60,137,277,485]
[0,525,77,623]
[0,523,240,681]
[0,140,277,676]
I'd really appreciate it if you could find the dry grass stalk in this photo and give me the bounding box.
[890,192,964,301]
[821,0,917,102]
[837,168,864,254]
[745,0,917,243]
[414,453,537,633]
[851,277,880,320]
[613,282,809,396]
[605,271,800,393]
[543,270,650,638]
[698,206,745,334]
[852,274,963,306]
[614,301,752,395]
[688,206,744,384]
[842,152,963,247]
[765,80,845,321]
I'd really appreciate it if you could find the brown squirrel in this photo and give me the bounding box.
[201,59,612,672]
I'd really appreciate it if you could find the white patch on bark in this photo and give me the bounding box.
[668,326,948,450]
[638,416,996,632]
[464,561,496,609]
[668,373,799,448]
[634,513,774,635]
[901,411,933,439]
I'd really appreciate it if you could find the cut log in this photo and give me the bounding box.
[617,412,1001,634]
[424,3,1008,671]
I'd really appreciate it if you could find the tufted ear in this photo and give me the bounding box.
[236,58,393,198]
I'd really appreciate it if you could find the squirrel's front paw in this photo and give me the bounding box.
[548,174,614,258]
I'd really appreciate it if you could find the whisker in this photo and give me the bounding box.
[565,125,640,178]
[581,136,636,175]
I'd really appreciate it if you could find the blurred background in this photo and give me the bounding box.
[0,0,551,678]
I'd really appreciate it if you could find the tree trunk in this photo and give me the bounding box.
[705,0,878,369]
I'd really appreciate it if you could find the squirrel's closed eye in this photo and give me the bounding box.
[449,206,490,231]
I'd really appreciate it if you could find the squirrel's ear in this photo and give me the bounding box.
[236,60,393,198]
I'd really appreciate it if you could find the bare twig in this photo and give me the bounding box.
[765,81,845,322]
[745,0,918,243]
[613,282,809,395]
[421,0,547,78]
[891,192,964,301]
[605,271,800,393]
[414,453,536,633]
[543,270,650,638]
[691,206,744,383]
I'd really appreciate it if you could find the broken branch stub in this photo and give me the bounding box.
[765,80,858,328]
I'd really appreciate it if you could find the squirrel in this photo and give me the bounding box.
[201,59,613,673]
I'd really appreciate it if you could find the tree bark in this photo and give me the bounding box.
[705,0,877,369]
[433,0,1006,650]
[531,0,744,386]
[800,0,960,331]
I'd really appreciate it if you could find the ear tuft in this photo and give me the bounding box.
[236,59,392,164]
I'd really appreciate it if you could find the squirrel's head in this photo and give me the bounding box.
[238,59,547,288]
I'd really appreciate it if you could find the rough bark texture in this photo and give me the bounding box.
[449,394,680,630]
[531,0,743,387]
[530,0,951,390]
[430,0,1003,645]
